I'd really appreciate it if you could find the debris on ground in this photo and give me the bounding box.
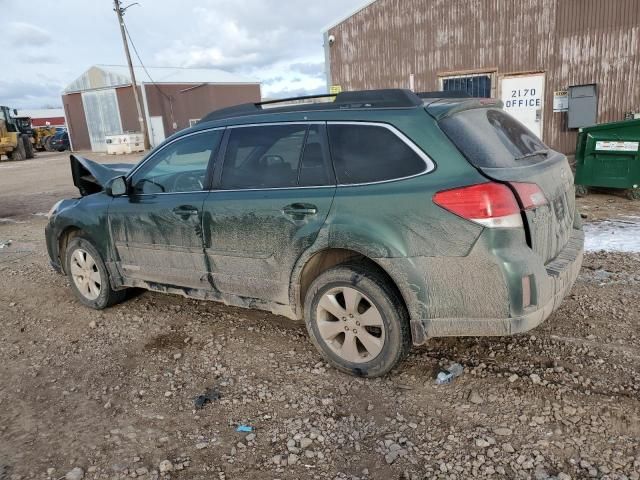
[0,240,12,249]
[193,387,221,409]
[235,424,254,433]
[435,362,464,384]
[64,467,84,480]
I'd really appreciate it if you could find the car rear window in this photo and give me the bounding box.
[439,108,550,168]
[327,124,427,184]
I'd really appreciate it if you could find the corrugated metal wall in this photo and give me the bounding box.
[62,93,91,151]
[328,0,640,154]
[81,89,123,152]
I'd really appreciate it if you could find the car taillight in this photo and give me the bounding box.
[510,182,548,210]
[433,182,523,228]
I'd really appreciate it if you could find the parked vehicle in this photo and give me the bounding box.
[49,130,70,152]
[33,126,58,151]
[0,106,33,160]
[45,89,584,377]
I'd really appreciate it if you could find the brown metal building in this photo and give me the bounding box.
[324,0,640,154]
[62,65,261,152]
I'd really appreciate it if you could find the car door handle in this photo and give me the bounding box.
[282,203,318,216]
[172,205,199,217]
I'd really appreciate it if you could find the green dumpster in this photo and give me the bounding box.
[574,118,640,200]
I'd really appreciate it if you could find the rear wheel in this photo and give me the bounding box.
[44,136,54,152]
[64,236,128,309]
[22,135,34,159]
[304,263,411,377]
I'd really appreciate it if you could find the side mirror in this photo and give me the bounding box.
[106,176,128,197]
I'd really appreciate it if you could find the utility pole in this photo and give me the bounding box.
[113,0,150,149]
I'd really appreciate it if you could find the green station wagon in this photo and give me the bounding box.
[45,89,584,377]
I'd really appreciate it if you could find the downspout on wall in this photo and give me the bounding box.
[323,31,332,91]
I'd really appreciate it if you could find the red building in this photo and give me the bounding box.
[17,108,66,128]
[62,65,261,152]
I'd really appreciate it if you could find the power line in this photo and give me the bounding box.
[122,22,171,101]
[121,19,176,127]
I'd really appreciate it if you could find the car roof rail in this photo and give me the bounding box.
[199,89,424,123]
[417,90,473,99]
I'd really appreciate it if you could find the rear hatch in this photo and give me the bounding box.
[431,101,576,264]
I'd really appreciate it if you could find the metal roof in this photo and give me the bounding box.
[16,108,65,119]
[64,65,259,93]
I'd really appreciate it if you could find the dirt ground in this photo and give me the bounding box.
[1,151,639,480]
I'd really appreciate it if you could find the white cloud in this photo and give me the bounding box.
[7,22,52,47]
[0,0,369,107]
[150,0,365,97]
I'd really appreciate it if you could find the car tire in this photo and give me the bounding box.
[304,263,411,377]
[64,236,128,309]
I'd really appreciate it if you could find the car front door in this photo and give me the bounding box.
[108,129,223,289]
[201,123,336,304]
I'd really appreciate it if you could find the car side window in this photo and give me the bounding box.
[131,130,221,194]
[220,124,307,189]
[327,124,427,184]
[298,125,333,187]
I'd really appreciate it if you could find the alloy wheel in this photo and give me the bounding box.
[316,286,386,363]
[70,248,102,301]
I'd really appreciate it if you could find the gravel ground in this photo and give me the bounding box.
[1,152,639,480]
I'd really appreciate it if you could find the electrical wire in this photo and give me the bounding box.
[122,18,176,127]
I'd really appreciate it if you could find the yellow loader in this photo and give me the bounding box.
[0,106,34,160]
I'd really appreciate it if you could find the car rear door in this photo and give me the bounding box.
[201,122,336,305]
[108,129,223,289]
[438,107,576,263]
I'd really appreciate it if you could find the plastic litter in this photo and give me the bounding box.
[0,240,12,249]
[435,362,464,385]
[235,425,253,433]
[193,387,221,409]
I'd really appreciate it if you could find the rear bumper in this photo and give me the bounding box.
[409,227,584,343]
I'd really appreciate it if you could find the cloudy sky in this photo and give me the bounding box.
[0,0,367,108]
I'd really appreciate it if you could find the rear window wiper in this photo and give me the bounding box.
[515,149,550,161]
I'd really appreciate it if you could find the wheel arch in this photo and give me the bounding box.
[290,247,412,325]
[57,226,88,274]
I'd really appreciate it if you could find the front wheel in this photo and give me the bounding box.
[304,263,411,377]
[9,138,26,161]
[64,236,128,309]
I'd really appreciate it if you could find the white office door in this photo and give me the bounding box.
[149,116,166,148]
[500,74,545,139]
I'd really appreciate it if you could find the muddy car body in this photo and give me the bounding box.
[45,89,584,376]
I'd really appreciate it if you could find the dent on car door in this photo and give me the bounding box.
[202,123,336,304]
[108,129,222,289]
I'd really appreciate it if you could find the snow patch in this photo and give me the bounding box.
[584,217,640,252]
